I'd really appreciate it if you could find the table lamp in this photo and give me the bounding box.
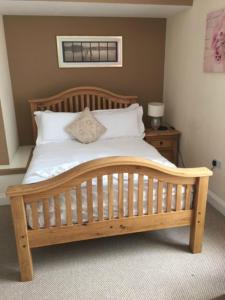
[148,102,165,130]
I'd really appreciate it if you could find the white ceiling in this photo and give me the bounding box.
[0,1,191,18]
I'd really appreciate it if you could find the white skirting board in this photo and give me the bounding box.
[0,193,9,205]
[0,173,25,206]
[207,190,225,217]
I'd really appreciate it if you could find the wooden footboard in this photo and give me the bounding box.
[7,157,212,281]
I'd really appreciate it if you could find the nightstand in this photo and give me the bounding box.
[145,128,180,165]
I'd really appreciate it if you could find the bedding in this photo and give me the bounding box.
[65,107,106,143]
[34,103,144,144]
[24,137,191,228]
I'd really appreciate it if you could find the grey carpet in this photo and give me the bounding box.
[0,204,224,300]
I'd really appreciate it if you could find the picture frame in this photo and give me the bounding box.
[56,36,123,68]
[204,8,225,73]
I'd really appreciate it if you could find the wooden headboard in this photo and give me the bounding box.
[29,86,138,142]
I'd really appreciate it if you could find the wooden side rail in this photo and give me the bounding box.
[7,157,212,281]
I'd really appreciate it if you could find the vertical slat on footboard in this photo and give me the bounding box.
[167,183,173,212]
[147,177,153,215]
[87,180,93,223]
[157,181,163,213]
[97,177,103,221]
[76,186,82,224]
[54,196,61,227]
[138,174,144,216]
[43,199,50,228]
[185,185,191,210]
[118,173,124,218]
[128,174,133,217]
[31,202,39,230]
[65,191,73,226]
[176,185,182,211]
[108,175,114,219]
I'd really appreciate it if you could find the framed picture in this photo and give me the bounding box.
[56,36,123,68]
[204,8,225,73]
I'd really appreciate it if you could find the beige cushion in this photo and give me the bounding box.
[65,107,106,144]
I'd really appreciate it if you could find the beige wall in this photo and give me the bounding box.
[164,0,225,202]
[0,15,18,162]
[4,16,166,145]
[0,101,9,165]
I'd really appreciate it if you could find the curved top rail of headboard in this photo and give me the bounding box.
[29,86,138,143]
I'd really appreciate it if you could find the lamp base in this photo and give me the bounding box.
[150,117,161,130]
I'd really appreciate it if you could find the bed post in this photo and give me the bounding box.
[189,176,209,253]
[10,196,33,281]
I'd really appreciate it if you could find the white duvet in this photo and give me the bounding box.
[24,137,188,228]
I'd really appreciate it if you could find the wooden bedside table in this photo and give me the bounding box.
[145,128,181,165]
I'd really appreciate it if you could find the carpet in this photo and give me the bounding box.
[0,204,224,300]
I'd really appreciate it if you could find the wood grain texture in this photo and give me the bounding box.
[138,174,144,216]
[65,191,73,226]
[185,185,191,210]
[76,186,82,225]
[31,202,39,230]
[97,176,104,221]
[147,177,153,215]
[54,196,61,227]
[29,86,137,142]
[7,157,212,198]
[87,180,93,223]
[128,173,134,217]
[43,199,50,228]
[189,177,209,253]
[157,181,163,213]
[29,211,194,248]
[166,183,173,212]
[145,129,180,165]
[8,156,212,281]
[108,175,114,219]
[10,197,33,281]
[118,173,124,218]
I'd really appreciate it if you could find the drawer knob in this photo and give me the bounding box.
[160,141,163,145]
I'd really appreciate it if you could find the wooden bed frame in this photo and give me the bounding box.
[7,87,212,282]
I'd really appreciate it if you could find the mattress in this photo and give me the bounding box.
[24,137,189,228]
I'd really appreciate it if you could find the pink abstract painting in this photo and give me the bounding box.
[204,8,225,73]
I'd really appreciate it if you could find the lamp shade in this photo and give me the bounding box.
[148,102,164,117]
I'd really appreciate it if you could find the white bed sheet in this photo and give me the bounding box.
[24,137,189,227]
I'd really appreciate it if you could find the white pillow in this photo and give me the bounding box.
[36,111,79,144]
[34,110,54,145]
[34,103,145,144]
[94,104,144,138]
[95,108,143,140]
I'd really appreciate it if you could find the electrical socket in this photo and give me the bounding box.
[212,159,222,169]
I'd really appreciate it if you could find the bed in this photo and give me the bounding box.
[7,86,212,282]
